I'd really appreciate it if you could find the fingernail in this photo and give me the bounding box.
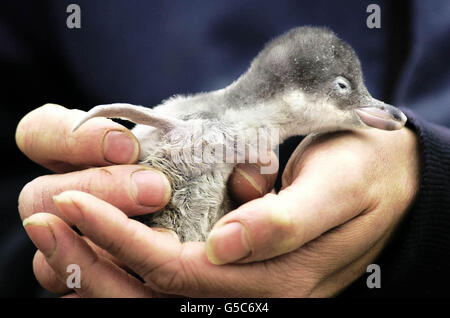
[206,222,251,265]
[235,166,263,195]
[53,193,84,225]
[131,169,171,207]
[229,166,265,204]
[103,130,139,164]
[23,215,56,257]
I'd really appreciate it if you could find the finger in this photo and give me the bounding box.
[51,191,181,284]
[47,188,389,297]
[33,236,134,296]
[81,237,131,272]
[33,251,71,295]
[18,165,171,222]
[23,213,153,297]
[228,152,279,204]
[16,103,140,172]
[206,149,373,264]
[51,190,277,296]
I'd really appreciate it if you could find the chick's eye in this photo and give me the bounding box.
[338,82,347,89]
[334,77,351,93]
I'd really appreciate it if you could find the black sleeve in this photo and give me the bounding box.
[341,108,450,297]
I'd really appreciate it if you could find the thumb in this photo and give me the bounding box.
[207,156,368,264]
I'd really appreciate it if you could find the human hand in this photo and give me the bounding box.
[16,103,170,294]
[16,103,276,296]
[23,123,420,297]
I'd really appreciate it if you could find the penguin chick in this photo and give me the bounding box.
[73,26,407,242]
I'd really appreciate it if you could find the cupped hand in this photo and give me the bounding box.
[16,103,276,296]
[21,110,420,296]
[16,104,173,219]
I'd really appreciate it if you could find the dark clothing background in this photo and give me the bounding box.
[0,0,449,297]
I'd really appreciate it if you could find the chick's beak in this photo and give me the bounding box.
[355,100,407,131]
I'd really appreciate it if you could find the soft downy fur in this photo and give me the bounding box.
[134,118,241,242]
[73,26,407,242]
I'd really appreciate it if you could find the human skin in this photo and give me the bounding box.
[16,103,420,297]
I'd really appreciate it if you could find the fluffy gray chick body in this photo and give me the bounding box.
[73,26,407,242]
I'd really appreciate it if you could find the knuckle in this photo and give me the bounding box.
[269,207,295,233]
[39,103,65,113]
[15,113,33,154]
[18,177,45,219]
[78,167,112,196]
[258,193,306,252]
[266,195,295,233]
[264,200,301,250]
[18,180,34,217]
[16,104,66,156]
